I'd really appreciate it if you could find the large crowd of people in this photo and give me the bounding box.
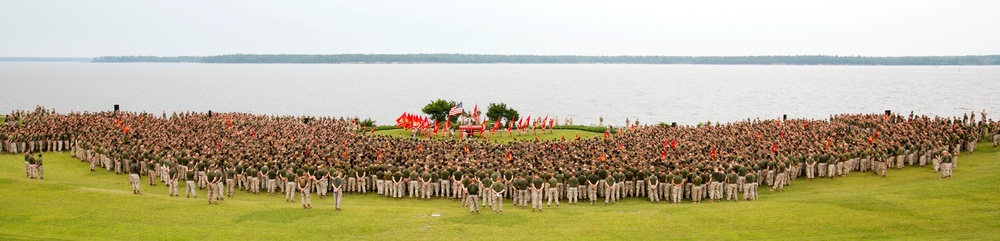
[3,105,997,213]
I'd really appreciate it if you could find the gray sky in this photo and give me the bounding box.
[2,0,998,57]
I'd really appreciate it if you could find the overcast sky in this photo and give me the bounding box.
[2,0,998,57]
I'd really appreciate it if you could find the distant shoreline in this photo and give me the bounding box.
[82,54,1000,66]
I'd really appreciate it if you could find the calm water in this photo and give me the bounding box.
[1,62,998,126]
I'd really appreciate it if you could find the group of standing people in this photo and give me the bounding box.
[3,106,997,214]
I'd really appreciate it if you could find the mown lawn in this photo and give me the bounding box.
[0,143,998,240]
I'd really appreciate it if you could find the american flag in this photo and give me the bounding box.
[448,102,464,116]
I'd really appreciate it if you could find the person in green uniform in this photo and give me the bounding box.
[185,167,197,198]
[439,168,451,198]
[481,175,493,207]
[430,170,441,199]
[147,161,157,186]
[747,171,760,200]
[517,176,529,207]
[358,167,368,193]
[265,166,277,195]
[546,174,559,207]
[282,168,296,202]
[24,152,32,178]
[35,154,44,180]
[196,161,208,189]
[408,169,419,198]
[332,172,344,211]
[691,173,703,203]
[530,174,544,212]
[316,167,329,199]
[466,178,480,214]
[940,151,953,179]
[772,161,787,192]
[129,162,141,194]
[168,165,179,197]
[298,171,312,209]
[726,170,738,201]
[491,180,506,213]
[622,170,634,198]
[226,167,236,198]
[604,174,616,205]
[347,167,357,193]
[392,170,404,199]
[565,173,578,204]
[214,168,224,201]
[452,169,464,200]
[587,171,599,205]
[647,171,659,203]
[205,168,216,203]
[420,170,432,200]
[461,174,473,207]
[671,172,683,203]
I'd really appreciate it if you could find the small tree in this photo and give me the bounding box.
[486,102,520,127]
[422,99,459,123]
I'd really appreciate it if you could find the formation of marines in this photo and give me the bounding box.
[3,106,997,213]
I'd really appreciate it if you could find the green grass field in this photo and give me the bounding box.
[1,143,999,240]
[374,128,601,143]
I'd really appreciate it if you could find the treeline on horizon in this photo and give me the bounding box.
[90,54,1000,65]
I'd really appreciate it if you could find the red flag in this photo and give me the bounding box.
[663,140,668,148]
[561,135,565,141]
[491,119,501,133]
[542,115,548,127]
[618,143,624,149]
[710,148,717,160]
[251,130,255,137]
[601,152,606,161]
[780,131,785,138]
[396,112,406,127]
[444,118,451,131]
[507,151,512,161]
[524,115,531,129]
[418,144,422,152]
[370,126,375,134]
[124,125,130,134]
[604,130,610,139]
[661,150,666,159]
[772,143,779,153]
[472,103,478,120]
[377,150,381,160]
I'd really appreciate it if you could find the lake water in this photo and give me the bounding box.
[1,62,998,126]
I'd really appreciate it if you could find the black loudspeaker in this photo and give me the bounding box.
[114,104,119,112]
[885,110,891,116]
[208,110,212,118]
[783,114,787,120]
[671,122,677,127]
